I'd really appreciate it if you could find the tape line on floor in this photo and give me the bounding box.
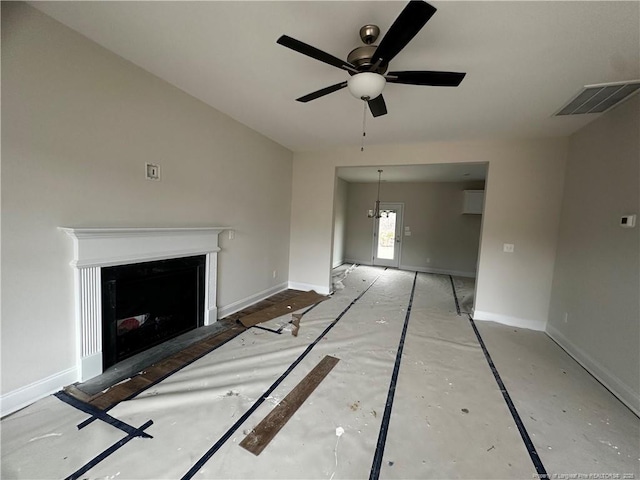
[449,274,548,476]
[369,271,418,480]
[180,269,385,480]
[55,391,152,439]
[64,420,153,480]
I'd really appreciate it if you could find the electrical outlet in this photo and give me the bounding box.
[503,243,514,253]
[272,270,277,279]
[563,312,569,324]
[426,258,431,264]
[228,230,235,240]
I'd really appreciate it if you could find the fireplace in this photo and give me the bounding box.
[101,255,206,369]
[60,227,229,382]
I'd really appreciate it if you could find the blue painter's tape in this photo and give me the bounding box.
[180,268,384,480]
[55,391,152,439]
[467,316,548,477]
[64,420,153,480]
[448,275,461,316]
[251,300,324,335]
[251,325,283,334]
[448,277,548,476]
[369,271,418,480]
[77,325,242,430]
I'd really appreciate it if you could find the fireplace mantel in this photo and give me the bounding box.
[59,226,230,381]
[59,227,229,267]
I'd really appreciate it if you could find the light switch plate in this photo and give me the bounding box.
[145,163,160,181]
[620,214,636,228]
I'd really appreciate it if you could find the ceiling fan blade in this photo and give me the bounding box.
[277,35,358,73]
[296,82,348,103]
[372,1,437,66]
[368,95,388,117]
[387,71,466,86]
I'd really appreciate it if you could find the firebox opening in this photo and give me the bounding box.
[101,255,206,370]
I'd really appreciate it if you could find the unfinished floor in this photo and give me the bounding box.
[2,266,638,479]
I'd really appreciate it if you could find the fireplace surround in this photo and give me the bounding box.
[60,227,229,382]
[101,255,206,369]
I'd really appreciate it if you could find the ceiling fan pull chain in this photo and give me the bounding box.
[361,100,367,152]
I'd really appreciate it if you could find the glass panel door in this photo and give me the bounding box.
[373,203,403,268]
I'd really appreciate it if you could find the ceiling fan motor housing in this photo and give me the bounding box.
[347,45,388,74]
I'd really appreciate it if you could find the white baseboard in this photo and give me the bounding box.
[344,258,367,266]
[218,282,288,319]
[546,324,640,417]
[400,264,476,278]
[1,367,78,418]
[343,260,476,278]
[288,281,331,296]
[473,310,546,332]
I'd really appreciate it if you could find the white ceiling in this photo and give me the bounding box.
[30,1,639,153]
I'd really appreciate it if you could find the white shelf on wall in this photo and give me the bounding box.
[463,190,485,215]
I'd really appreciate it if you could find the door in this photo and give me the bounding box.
[372,203,403,268]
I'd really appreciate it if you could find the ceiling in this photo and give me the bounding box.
[30,1,639,153]
[337,163,487,183]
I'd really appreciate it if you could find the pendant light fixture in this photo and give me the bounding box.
[367,169,386,219]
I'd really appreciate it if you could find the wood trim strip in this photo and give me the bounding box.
[239,355,340,456]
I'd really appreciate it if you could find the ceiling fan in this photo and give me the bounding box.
[277,0,466,118]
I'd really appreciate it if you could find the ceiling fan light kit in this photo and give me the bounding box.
[347,72,386,100]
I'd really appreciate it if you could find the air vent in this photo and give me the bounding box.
[555,80,640,116]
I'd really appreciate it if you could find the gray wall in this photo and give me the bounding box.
[344,181,484,276]
[1,3,293,407]
[547,96,640,415]
[331,177,348,268]
[290,140,567,330]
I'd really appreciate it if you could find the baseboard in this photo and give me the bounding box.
[399,264,476,278]
[344,258,366,266]
[1,367,78,418]
[546,324,640,417]
[288,281,331,296]
[332,259,345,269]
[343,260,476,278]
[218,282,288,319]
[472,310,546,332]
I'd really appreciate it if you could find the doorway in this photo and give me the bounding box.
[372,202,403,268]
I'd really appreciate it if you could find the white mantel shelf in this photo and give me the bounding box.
[59,226,231,268]
[59,226,231,382]
[59,226,229,237]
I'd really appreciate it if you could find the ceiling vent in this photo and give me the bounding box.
[555,80,640,116]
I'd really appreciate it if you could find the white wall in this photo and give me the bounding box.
[1,3,293,411]
[290,139,567,329]
[344,181,484,276]
[547,96,640,415]
[331,177,348,269]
